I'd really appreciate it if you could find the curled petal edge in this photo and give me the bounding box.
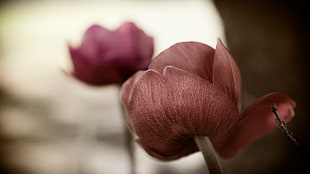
[216,92,296,158]
[149,42,215,82]
[213,39,242,111]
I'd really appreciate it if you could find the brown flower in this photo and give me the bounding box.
[121,39,295,160]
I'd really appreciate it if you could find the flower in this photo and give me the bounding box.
[68,22,154,86]
[120,39,296,160]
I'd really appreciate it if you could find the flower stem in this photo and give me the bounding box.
[124,124,136,174]
[194,136,222,174]
[118,90,136,174]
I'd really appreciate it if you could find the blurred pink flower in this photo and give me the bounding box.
[121,39,295,160]
[68,22,154,85]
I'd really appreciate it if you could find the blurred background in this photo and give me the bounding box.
[0,0,309,174]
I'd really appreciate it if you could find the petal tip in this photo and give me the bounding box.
[216,38,227,50]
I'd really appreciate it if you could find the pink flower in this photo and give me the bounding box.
[120,39,295,160]
[68,22,154,85]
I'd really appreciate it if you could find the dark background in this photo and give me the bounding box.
[213,1,310,173]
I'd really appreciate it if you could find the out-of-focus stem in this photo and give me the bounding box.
[194,136,222,174]
[124,123,135,174]
[119,93,136,174]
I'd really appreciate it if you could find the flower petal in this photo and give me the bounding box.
[69,45,123,85]
[213,39,242,110]
[93,22,153,80]
[121,71,146,107]
[79,23,153,71]
[124,66,239,160]
[79,25,113,58]
[68,22,154,85]
[116,22,154,64]
[149,42,215,82]
[216,92,296,158]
